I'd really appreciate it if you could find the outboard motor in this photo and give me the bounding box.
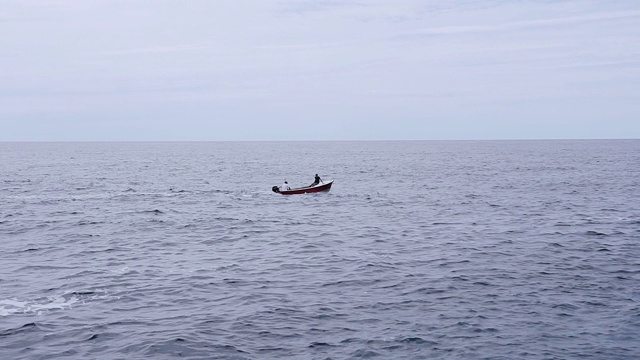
[272,186,280,193]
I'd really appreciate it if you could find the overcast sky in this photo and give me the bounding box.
[1,1,639,141]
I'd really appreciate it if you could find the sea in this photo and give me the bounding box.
[1,140,639,360]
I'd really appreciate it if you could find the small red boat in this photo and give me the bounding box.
[272,180,334,195]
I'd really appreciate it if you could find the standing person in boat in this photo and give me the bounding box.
[281,180,290,191]
[311,174,322,186]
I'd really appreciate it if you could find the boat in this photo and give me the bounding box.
[272,180,334,195]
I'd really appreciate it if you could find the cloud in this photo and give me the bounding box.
[278,0,368,15]
[399,10,640,37]
[103,44,211,56]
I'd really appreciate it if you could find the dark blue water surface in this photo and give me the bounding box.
[1,140,639,359]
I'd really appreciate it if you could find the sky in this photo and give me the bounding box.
[1,0,639,141]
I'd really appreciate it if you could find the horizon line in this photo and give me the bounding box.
[1,138,638,143]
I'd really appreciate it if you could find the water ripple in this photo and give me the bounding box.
[1,140,639,359]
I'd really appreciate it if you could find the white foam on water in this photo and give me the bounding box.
[0,298,30,317]
[0,292,93,317]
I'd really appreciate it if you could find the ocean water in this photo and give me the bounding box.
[1,140,639,359]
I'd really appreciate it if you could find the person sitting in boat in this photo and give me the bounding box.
[311,174,322,186]
[281,181,290,191]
